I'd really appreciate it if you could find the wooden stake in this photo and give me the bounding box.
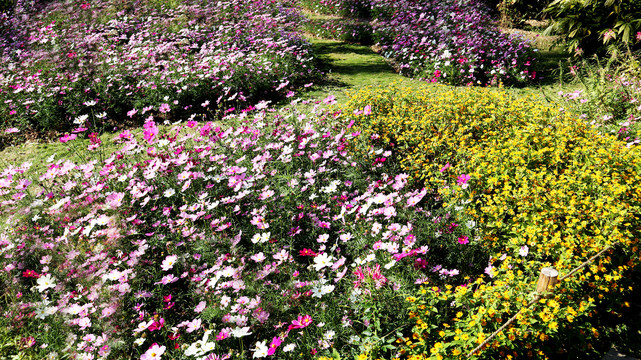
[535,267,558,299]
[467,245,618,358]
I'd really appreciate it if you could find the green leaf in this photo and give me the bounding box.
[623,25,631,42]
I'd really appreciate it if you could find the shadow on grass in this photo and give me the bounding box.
[534,46,573,86]
[310,39,399,90]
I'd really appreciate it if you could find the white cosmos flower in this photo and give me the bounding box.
[95,214,110,226]
[34,307,48,319]
[103,270,122,281]
[311,287,323,298]
[231,326,252,338]
[163,188,176,197]
[36,274,56,292]
[319,285,335,295]
[251,232,270,244]
[74,114,89,125]
[184,341,204,357]
[252,340,268,358]
[313,253,334,271]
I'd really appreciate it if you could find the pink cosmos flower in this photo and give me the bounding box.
[147,318,165,331]
[59,133,77,143]
[20,336,36,348]
[268,336,282,356]
[101,305,116,318]
[458,236,469,245]
[161,255,178,271]
[4,128,19,133]
[251,252,266,262]
[159,103,170,113]
[155,274,178,285]
[363,104,372,115]
[200,122,213,136]
[195,301,206,313]
[457,174,471,188]
[78,317,91,330]
[119,130,133,139]
[141,343,166,360]
[323,95,336,105]
[15,179,31,190]
[287,314,312,331]
[186,318,201,333]
[216,329,230,341]
[258,189,274,200]
[143,120,158,144]
[127,108,138,118]
[106,192,125,208]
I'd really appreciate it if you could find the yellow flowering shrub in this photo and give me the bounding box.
[342,83,641,359]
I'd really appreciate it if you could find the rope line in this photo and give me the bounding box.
[466,243,617,358]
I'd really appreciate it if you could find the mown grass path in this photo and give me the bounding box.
[300,37,430,102]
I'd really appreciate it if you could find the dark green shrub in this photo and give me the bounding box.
[544,0,641,56]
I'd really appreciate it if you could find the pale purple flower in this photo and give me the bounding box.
[186,318,201,333]
[127,108,138,118]
[195,301,206,313]
[161,255,178,271]
[141,343,166,360]
[323,95,336,105]
[251,252,266,262]
[519,245,529,257]
[155,274,178,285]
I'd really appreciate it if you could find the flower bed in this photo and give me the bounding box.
[301,0,537,86]
[0,0,318,142]
[0,96,487,359]
[342,83,641,358]
[369,0,536,86]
